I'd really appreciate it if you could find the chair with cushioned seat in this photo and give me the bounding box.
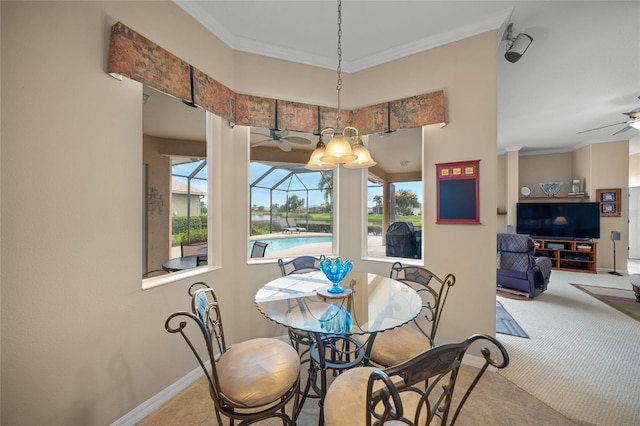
[278,255,325,277]
[497,233,551,298]
[324,334,509,426]
[278,256,325,357]
[277,255,325,410]
[165,282,301,425]
[364,262,455,368]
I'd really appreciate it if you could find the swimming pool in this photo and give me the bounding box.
[250,235,332,252]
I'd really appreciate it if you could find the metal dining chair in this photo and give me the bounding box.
[180,240,207,257]
[364,261,455,368]
[165,282,301,425]
[276,256,326,355]
[324,334,509,426]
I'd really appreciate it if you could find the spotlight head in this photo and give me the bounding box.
[505,32,533,63]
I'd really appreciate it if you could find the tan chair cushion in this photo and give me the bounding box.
[324,367,428,426]
[217,338,300,407]
[370,321,431,367]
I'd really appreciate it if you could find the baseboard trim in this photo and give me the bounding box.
[110,361,211,426]
[463,352,499,372]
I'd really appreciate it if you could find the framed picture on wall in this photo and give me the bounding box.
[601,203,616,214]
[596,188,621,217]
[436,160,480,224]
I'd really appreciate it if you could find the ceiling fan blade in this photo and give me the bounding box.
[623,108,640,118]
[250,132,272,139]
[283,136,312,145]
[278,140,292,152]
[272,129,289,138]
[612,125,634,136]
[576,121,628,134]
[251,139,273,147]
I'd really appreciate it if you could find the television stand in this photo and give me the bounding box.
[532,238,597,274]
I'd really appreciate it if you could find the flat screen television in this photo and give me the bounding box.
[516,202,600,240]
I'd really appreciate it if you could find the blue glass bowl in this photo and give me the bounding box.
[318,304,353,333]
[319,257,353,294]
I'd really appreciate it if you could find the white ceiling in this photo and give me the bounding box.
[172,0,640,155]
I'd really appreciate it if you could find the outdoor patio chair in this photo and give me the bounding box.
[279,218,298,233]
[287,217,307,232]
[324,334,509,426]
[364,261,455,368]
[250,241,268,258]
[164,282,301,425]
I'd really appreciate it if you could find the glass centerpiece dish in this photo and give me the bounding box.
[318,303,353,333]
[539,182,563,197]
[319,257,353,294]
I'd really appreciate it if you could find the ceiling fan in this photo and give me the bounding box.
[250,100,312,152]
[577,97,640,135]
[251,129,312,152]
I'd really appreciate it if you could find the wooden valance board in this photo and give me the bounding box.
[107,21,446,134]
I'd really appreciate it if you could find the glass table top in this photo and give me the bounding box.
[255,270,421,335]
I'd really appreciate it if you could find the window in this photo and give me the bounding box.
[171,158,208,247]
[249,128,335,260]
[142,86,207,277]
[364,128,422,260]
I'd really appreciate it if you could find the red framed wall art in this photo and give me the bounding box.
[436,160,480,224]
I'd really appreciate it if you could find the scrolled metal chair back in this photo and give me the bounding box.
[164,308,224,405]
[278,254,325,276]
[390,261,455,345]
[188,282,227,355]
[366,334,509,426]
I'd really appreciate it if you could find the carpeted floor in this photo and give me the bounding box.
[497,270,640,426]
[571,283,640,322]
[496,300,528,338]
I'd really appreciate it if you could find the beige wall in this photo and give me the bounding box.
[143,136,172,272]
[631,152,640,187]
[520,152,574,197]
[1,1,497,424]
[589,141,629,270]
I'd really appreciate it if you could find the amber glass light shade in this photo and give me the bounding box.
[305,136,337,170]
[343,136,376,168]
[320,132,357,164]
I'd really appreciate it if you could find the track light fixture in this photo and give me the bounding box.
[503,23,533,63]
[305,0,376,170]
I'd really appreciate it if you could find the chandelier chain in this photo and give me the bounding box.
[336,0,342,129]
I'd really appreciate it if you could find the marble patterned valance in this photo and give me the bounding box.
[107,22,445,134]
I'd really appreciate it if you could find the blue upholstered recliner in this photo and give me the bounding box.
[497,233,552,298]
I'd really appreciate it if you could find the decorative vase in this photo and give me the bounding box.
[319,257,353,294]
[318,304,352,333]
[571,179,581,193]
[539,182,563,197]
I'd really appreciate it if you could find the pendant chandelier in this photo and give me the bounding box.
[305,0,376,170]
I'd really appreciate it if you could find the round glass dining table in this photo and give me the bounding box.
[255,270,421,336]
[255,269,421,424]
